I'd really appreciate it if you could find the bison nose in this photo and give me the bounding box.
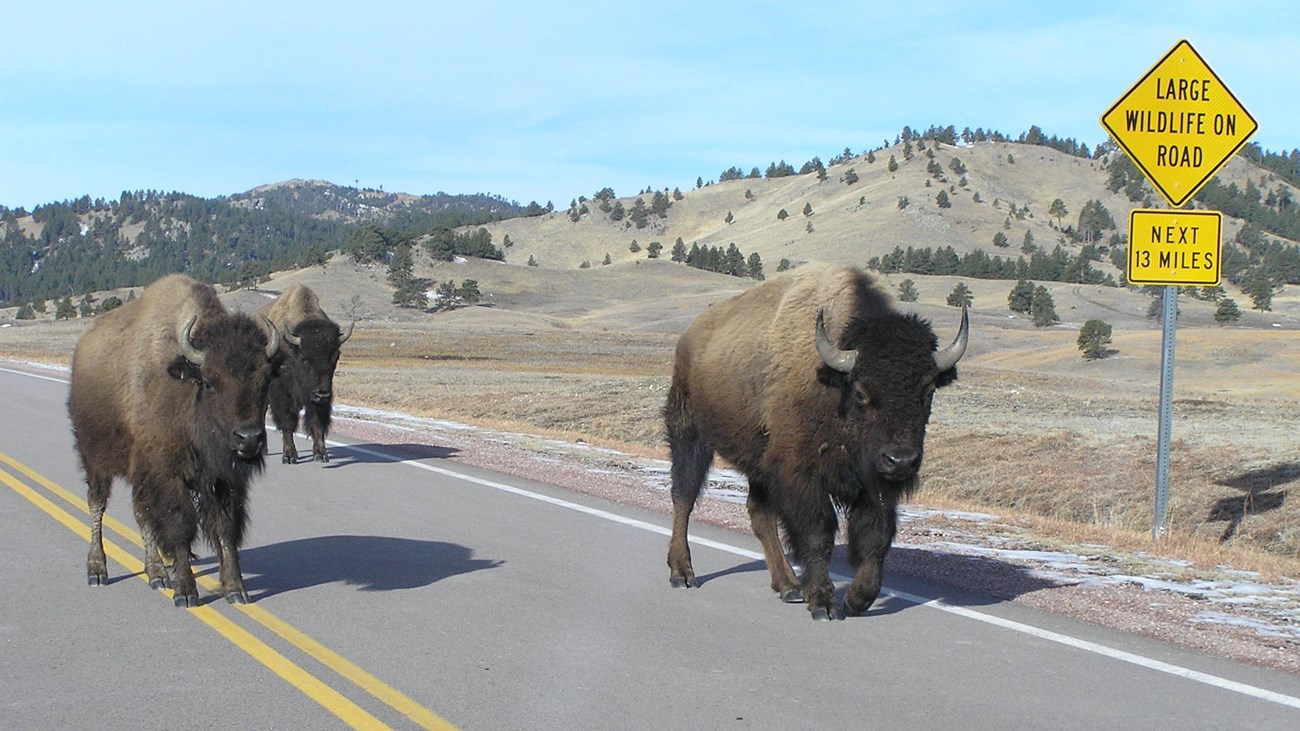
[879,446,920,478]
[232,423,266,458]
[310,388,332,403]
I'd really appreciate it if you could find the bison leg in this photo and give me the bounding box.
[86,476,111,586]
[842,492,900,616]
[306,402,330,463]
[136,479,200,607]
[268,384,301,464]
[137,520,170,590]
[780,491,842,621]
[216,538,248,604]
[280,430,299,464]
[169,553,200,608]
[665,387,713,589]
[746,479,801,602]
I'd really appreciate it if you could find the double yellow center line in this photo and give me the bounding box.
[0,450,457,731]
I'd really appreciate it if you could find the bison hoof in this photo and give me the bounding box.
[809,604,844,621]
[225,591,250,605]
[669,575,697,589]
[87,574,107,587]
[173,593,201,608]
[779,588,805,603]
[281,454,294,464]
[314,454,329,463]
[148,577,171,591]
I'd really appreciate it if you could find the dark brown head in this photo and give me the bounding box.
[169,313,280,461]
[815,306,967,483]
[281,319,350,404]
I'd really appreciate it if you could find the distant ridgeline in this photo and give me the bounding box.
[2,125,1299,309]
[0,184,529,306]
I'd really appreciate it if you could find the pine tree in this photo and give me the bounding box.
[1048,198,1068,227]
[746,252,765,281]
[1007,279,1035,313]
[671,238,687,263]
[1077,320,1113,360]
[1030,286,1059,326]
[898,279,919,302]
[1214,297,1242,323]
[946,282,973,308]
[389,244,427,309]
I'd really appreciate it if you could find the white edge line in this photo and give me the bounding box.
[337,440,1300,712]
[5,366,1297,711]
[0,365,71,384]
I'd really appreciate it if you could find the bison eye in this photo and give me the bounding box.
[852,382,871,408]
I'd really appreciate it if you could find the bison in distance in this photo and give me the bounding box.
[664,264,967,620]
[256,284,352,464]
[68,274,280,607]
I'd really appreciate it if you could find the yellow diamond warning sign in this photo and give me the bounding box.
[1127,208,1222,286]
[1101,39,1257,208]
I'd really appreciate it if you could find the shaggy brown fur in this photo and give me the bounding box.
[69,274,279,607]
[256,284,351,463]
[665,264,966,620]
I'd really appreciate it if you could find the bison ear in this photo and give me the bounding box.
[167,355,202,383]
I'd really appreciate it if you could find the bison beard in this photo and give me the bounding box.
[69,274,278,607]
[664,264,967,620]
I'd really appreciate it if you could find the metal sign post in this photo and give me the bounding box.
[1101,39,1256,539]
[1153,286,1177,538]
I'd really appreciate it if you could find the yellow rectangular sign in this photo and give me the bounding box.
[1127,208,1222,286]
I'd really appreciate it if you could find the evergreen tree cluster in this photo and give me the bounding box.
[867,244,1115,286]
[423,227,505,262]
[0,184,524,307]
[682,241,764,280]
[1195,179,1300,279]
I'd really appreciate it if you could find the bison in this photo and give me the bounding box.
[664,264,967,620]
[69,274,280,607]
[256,284,352,463]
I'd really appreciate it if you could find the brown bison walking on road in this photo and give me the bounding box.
[256,284,352,463]
[664,264,967,620]
[69,274,280,607]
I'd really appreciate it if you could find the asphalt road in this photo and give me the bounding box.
[2,363,1298,730]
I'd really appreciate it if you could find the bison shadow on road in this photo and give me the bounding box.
[203,535,502,601]
[686,544,1067,618]
[270,442,461,466]
[876,546,1069,614]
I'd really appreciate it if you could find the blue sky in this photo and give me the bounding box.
[3,1,1297,211]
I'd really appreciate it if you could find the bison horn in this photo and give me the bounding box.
[338,320,354,345]
[282,326,301,348]
[261,315,281,359]
[179,316,206,366]
[933,305,969,373]
[815,309,857,373]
